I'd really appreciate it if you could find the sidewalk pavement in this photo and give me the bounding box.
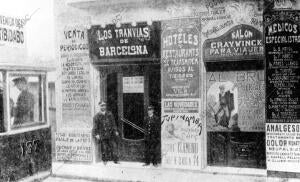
[48,162,300,182]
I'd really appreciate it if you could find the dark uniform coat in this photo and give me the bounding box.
[14,90,34,125]
[144,114,160,164]
[93,111,119,162]
[215,91,234,128]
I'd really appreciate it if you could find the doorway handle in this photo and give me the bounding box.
[121,117,146,134]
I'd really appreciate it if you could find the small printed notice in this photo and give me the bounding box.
[123,76,144,93]
[266,123,300,172]
[55,131,92,161]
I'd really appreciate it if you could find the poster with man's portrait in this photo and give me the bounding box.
[206,71,265,132]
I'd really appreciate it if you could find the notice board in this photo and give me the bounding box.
[161,18,203,169]
[265,10,300,173]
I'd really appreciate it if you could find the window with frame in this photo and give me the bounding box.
[9,73,46,129]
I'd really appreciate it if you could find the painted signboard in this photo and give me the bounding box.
[60,26,92,129]
[203,24,263,62]
[163,99,200,113]
[199,1,264,71]
[265,10,300,172]
[161,18,200,99]
[206,71,265,132]
[55,131,92,161]
[58,25,93,162]
[161,113,202,169]
[161,18,203,169]
[88,22,160,62]
[0,14,27,63]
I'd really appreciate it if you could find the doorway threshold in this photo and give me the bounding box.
[203,166,267,177]
[52,161,268,182]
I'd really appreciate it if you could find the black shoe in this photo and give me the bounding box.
[143,163,150,166]
[153,163,158,167]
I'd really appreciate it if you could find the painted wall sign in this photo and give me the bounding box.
[0,14,27,63]
[88,22,160,62]
[203,24,264,62]
[206,71,265,132]
[60,26,92,129]
[123,76,144,93]
[0,15,25,45]
[161,18,200,98]
[163,99,200,113]
[265,10,300,172]
[161,18,203,170]
[265,10,300,124]
[55,131,92,161]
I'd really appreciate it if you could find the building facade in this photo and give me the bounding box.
[53,0,300,179]
[0,13,53,181]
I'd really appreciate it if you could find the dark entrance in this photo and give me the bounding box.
[104,64,161,162]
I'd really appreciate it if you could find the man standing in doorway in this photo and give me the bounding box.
[93,101,119,164]
[143,105,160,166]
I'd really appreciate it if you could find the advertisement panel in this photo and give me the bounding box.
[59,25,92,129]
[265,10,300,172]
[206,71,265,132]
[0,14,27,63]
[161,18,200,99]
[161,18,202,169]
[161,112,202,169]
[55,131,92,161]
[88,22,160,62]
[203,24,263,62]
[163,99,200,113]
[58,25,92,162]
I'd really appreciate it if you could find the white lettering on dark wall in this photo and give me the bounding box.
[267,23,298,35]
[96,27,150,41]
[163,33,199,48]
[98,45,148,56]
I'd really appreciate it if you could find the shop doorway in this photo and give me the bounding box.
[104,64,161,162]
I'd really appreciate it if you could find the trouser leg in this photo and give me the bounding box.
[144,141,151,164]
[150,141,160,164]
[101,139,109,161]
[110,140,119,162]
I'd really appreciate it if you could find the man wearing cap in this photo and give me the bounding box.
[93,101,119,164]
[13,77,34,125]
[143,105,160,166]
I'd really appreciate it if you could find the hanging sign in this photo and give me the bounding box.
[265,10,300,173]
[88,22,160,62]
[203,24,263,62]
